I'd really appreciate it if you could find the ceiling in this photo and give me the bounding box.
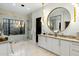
[0,3,44,16]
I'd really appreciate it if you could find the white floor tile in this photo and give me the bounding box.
[9,40,56,56]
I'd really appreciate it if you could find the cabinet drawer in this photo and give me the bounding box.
[71,45,79,51]
[71,42,79,51]
[72,42,79,46]
[70,49,79,56]
[70,42,79,56]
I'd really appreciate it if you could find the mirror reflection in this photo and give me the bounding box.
[47,7,71,33]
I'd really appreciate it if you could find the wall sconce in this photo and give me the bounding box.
[74,5,76,22]
[72,3,77,22]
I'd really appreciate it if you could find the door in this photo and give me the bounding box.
[36,17,41,43]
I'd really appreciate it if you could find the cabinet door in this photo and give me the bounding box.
[0,43,8,56]
[46,37,53,51]
[38,35,43,47]
[47,38,60,55]
[60,40,71,56]
[38,35,46,49]
[52,39,60,55]
[46,37,60,55]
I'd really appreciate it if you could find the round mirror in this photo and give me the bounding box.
[47,7,71,33]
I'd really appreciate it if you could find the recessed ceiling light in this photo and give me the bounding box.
[21,4,25,7]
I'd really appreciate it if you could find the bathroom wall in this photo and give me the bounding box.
[32,8,42,43]
[27,13,32,40]
[0,8,27,42]
[31,3,79,43]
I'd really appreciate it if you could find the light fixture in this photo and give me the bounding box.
[72,3,77,22]
[21,4,25,7]
[20,4,30,10]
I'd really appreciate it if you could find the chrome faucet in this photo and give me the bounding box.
[54,30,59,37]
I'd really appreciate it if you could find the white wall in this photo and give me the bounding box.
[0,8,27,42]
[32,8,42,43]
[27,14,32,40]
[32,3,79,43]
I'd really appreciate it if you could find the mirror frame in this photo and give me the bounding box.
[47,7,71,33]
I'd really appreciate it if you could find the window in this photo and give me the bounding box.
[3,18,25,35]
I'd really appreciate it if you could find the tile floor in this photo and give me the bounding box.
[9,40,56,56]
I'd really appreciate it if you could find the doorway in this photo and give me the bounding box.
[36,17,41,43]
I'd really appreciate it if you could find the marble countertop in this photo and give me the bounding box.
[39,34,79,43]
[0,41,9,44]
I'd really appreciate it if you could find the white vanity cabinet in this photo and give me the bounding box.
[38,34,79,56]
[60,40,71,56]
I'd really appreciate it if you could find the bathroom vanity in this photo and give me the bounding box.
[38,34,79,56]
[37,6,79,56]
